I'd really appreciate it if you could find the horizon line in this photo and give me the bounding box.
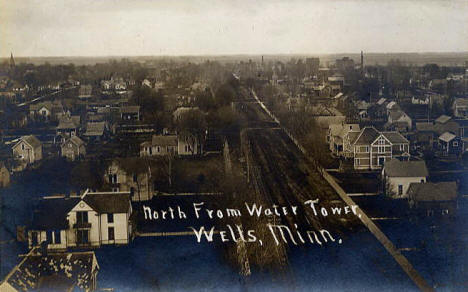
[2,50,468,60]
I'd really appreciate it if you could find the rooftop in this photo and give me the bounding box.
[383,159,429,177]
[408,182,457,201]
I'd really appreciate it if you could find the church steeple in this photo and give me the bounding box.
[9,52,15,69]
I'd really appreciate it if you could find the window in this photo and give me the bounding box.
[453,141,458,147]
[77,211,88,224]
[133,174,137,183]
[46,230,53,243]
[108,213,114,223]
[108,227,115,241]
[378,146,385,153]
[156,146,161,152]
[378,138,385,145]
[112,187,119,192]
[54,230,61,244]
[21,144,25,150]
[427,209,434,217]
[77,230,89,244]
[31,232,38,246]
[149,147,152,155]
[109,174,118,184]
[442,209,449,215]
[421,179,425,183]
[398,185,403,195]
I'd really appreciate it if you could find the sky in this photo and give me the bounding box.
[1,0,467,57]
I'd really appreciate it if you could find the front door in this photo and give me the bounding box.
[77,230,89,245]
[378,156,386,166]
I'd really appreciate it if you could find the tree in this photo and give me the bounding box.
[176,109,207,155]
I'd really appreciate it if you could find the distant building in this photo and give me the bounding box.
[29,102,52,120]
[12,135,42,164]
[140,134,202,157]
[438,131,462,156]
[408,182,458,217]
[78,85,92,99]
[327,123,360,156]
[335,57,355,71]
[61,136,86,161]
[56,115,81,142]
[305,57,320,75]
[453,98,468,118]
[177,133,203,156]
[387,109,412,132]
[352,127,410,170]
[120,106,140,121]
[28,190,133,250]
[83,122,107,142]
[105,158,155,201]
[140,135,177,156]
[382,159,428,198]
[0,249,99,292]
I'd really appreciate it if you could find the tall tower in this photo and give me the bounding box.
[9,52,15,69]
[360,51,364,75]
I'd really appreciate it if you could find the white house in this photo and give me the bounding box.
[28,190,133,250]
[140,133,202,156]
[382,159,429,198]
[12,135,42,164]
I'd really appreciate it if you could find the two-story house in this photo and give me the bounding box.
[104,158,154,201]
[56,115,81,143]
[382,159,429,198]
[12,135,42,165]
[28,190,133,250]
[386,109,412,132]
[327,123,360,156]
[61,136,86,161]
[352,127,410,170]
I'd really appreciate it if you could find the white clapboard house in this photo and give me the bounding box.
[28,190,133,250]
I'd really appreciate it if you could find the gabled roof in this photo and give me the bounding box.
[353,127,380,145]
[381,131,409,144]
[338,124,360,139]
[435,115,451,124]
[84,122,106,136]
[151,135,178,146]
[389,110,409,121]
[347,131,361,144]
[63,135,85,147]
[57,116,79,130]
[30,101,52,111]
[408,182,457,201]
[5,251,98,292]
[377,98,387,105]
[31,197,80,229]
[84,192,131,214]
[383,159,428,177]
[15,135,41,149]
[386,101,397,110]
[439,132,456,143]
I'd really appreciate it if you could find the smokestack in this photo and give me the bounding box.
[361,51,364,74]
